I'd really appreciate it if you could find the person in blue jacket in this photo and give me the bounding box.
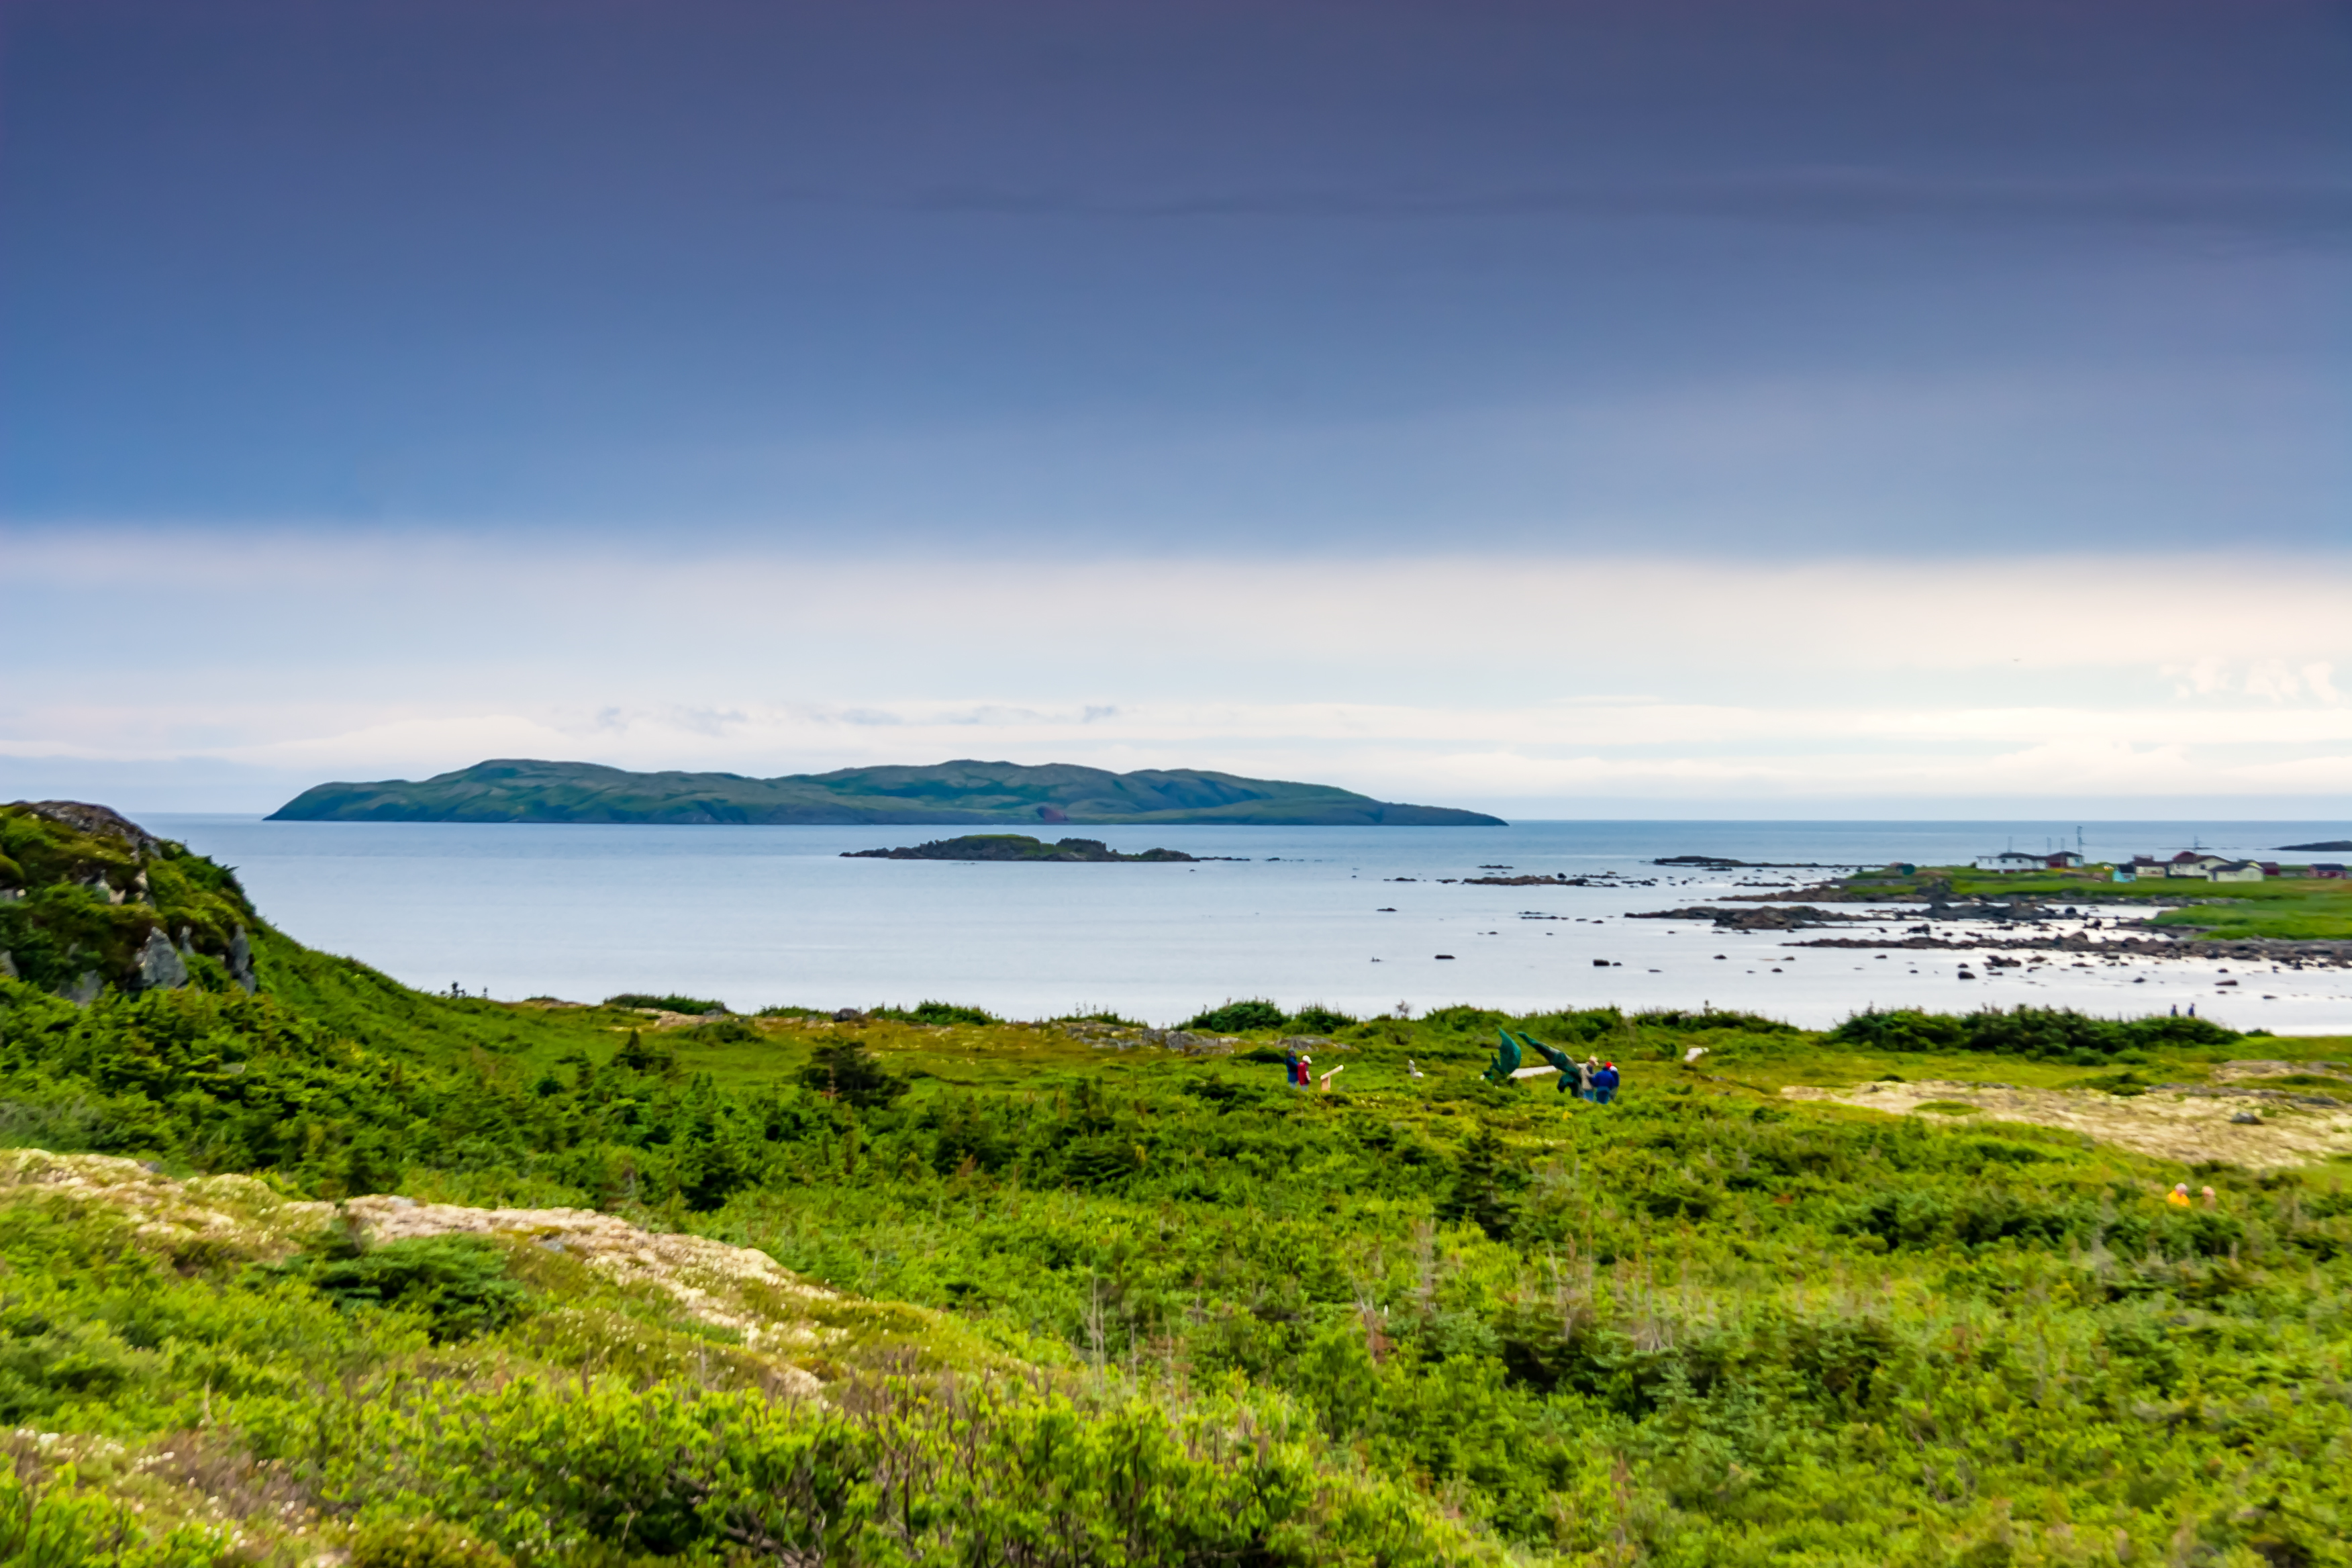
[1591,1060,1621,1105]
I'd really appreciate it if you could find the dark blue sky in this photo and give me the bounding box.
[5,0,2346,555]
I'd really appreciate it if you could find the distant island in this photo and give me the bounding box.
[2278,840,2352,852]
[844,834,1195,862]
[268,758,1507,827]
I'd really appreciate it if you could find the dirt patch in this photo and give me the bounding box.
[1781,1079,2352,1167]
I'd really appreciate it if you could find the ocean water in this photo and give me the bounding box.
[146,818,2352,1034]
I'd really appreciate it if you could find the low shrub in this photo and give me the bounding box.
[279,1232,530,1342]
[351,1518,513,1568]
[601,993,724,1014]
[797,1038,908,1110]
[1181,999,1289,1034]
[1828,1005,2239,1059]
[875,1001,1001,1027]
[1633,1007,1796,1034]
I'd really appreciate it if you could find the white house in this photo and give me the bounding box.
[2208,861,2265,883]
[1973,851,2047,872]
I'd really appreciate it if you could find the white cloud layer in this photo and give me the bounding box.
[3,530,2346,813]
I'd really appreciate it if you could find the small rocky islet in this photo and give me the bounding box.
[842,833,1194,862]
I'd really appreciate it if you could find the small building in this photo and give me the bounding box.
[2208,860,2265,883]
[2127,856,2168,879]
[2045,850,2084,869]
[1973,851,2046,873]
[2169,852,2228,877]
[2109,863,2135,883]
[2309,863,2347,879]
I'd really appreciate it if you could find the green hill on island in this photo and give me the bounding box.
[269,757,1506,826]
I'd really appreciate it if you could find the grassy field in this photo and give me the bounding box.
[8,965,2352,1564]
[1818,864,2352,940]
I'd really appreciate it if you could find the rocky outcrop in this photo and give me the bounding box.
[0,1150,832,1393]
[1059,1020,1241,1056]
[227,924,256,992]
[134,927,189,991]
[2,801,267,1003]
[12,800,162,857]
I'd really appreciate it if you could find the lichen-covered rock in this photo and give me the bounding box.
[135,926,189,991]
[1,801,264,998]
[15,800,162,856]
[227,924,256,992]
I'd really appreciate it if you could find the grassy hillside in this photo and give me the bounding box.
[3,810,2350,1564]
[267,757,1508,827]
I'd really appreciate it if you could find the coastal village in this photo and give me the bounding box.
[1971,848,2348,882]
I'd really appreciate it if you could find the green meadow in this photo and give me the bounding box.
[1822,863,2352,942]
[3,802,2351,1565]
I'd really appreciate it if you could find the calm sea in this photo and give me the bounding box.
[148,818,2352,1034]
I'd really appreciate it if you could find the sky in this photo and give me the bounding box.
[3,0,2347,818]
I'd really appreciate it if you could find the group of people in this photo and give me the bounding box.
[1281,1047,1344,1092]
[1570,1057,1621,1104]
[1275,1043,1618,1101]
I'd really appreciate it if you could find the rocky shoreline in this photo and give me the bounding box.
[1626,904,1873,930]
[1628,897,2352,968]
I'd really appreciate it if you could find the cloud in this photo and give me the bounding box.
[5,532,2347,810]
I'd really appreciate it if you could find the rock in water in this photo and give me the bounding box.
[843,834,1195,863]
